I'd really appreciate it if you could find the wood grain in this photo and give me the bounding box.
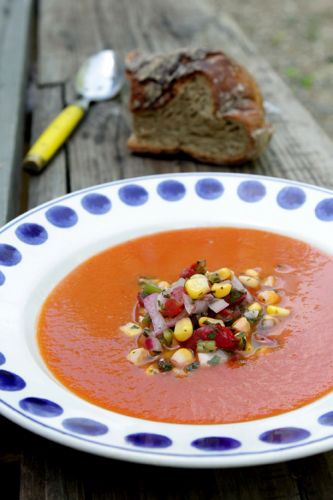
[38,0,104,85]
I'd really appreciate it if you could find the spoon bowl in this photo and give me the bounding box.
[75,49,125,103]
[23,49,125,173]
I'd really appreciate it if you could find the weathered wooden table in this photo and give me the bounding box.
[2,0,333,498]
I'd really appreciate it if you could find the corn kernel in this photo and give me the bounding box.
[174,318,193,342]
[120,322,143,336]
[257,290,280,305]
[171,348,195,368]
[216,267,232,280]
[198,316,225,327]
[145,364,159,375]
[158,280,170,289]
[261,275,276,287]
[244,268,260,278]
[232,316,251,333]
[127,348,149,365]
[185,274,210,299]
[248,301,262,312]
[238,275,260,289]
[211,282,232,298]
[266,305,291,317]
[260,315,279,329]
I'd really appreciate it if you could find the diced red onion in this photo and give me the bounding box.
[132,301,140,322]
[157,291,167,309]
[253,333,278,347]
[143,293,167,335]
[209,298,229,313]
[169,278,185,291]
[245,290,254,304]
[170,286,185,304]
[193,299,210,314]
[144,336,162,352]
[164,343,180,351]
[183,293,194,314]
[231,275,246,292]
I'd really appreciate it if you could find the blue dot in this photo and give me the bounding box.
[19,397,63,417]
[318,411,333,426]
[125,433,172,448]
[191,436,241,451]
[118,185,148,206]
[259,427,310,444]
[15,223,48,245]
[62,418,108,436]
[0,370,26,391]
[0,353,5,365]
[277,186,306,210]
[0,271,5,285]
[195,178,224,200]
[157,180,186,202]
[237,180,266,202]
[315,198,333,221]
[45,206,78,228]
[81,193,111,214]
[0,244,22,266]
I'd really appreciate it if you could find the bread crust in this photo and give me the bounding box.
[126,48,272,164]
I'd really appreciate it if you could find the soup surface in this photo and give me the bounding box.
[38,227,333,424]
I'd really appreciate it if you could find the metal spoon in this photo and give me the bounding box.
[23,49,125,174]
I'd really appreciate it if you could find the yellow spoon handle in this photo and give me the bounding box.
[23,101,87,174]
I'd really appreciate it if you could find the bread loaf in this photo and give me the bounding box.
[126,48,272,165]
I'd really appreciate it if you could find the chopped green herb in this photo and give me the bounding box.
[235,332,247,350]
[162,329,173,346]
[186,361,200,371]
[196,260,207,274]
[157,358,173,372]
[207,272,221,284]
[197,340,217,353]
[142,282,162,295]
[207,355,221,366]
[244,309,260,324]
[207,331,217,340]
[228,289,244,304]
[141,314,151,327]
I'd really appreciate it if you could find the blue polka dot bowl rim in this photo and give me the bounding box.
[1,171,333,468]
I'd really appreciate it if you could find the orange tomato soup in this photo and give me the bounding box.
[37,228,333,424]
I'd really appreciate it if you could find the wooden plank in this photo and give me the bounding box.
[27,86,67,208]
[214,464,301,500]
[38,0,104,85]
[289,454,333,500]
[0,0,33,225]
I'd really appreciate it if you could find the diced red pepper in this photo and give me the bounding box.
[180,260,206,279]
[182,324,239,352]
[161,298,184,318]
[219,306,242,323]
[180,264,197,279]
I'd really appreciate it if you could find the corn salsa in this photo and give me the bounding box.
[124,261,290,376]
